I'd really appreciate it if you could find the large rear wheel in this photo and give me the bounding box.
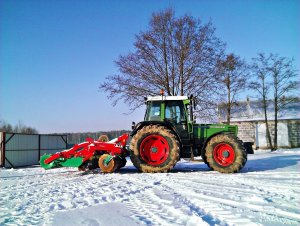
[205,133,247,173]
[130,125,180,173]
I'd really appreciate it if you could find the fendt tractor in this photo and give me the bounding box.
[40,93,247,173]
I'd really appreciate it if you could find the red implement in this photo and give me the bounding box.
[40,133,129,172]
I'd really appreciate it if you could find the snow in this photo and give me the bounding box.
[1,149,300,226]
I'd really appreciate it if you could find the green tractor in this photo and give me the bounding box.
[130,95,247,173]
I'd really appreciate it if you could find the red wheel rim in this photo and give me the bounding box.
[213,143,235,166]
[140,135,169,165]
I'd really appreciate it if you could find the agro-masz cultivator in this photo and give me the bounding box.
[40,134,129,173]
[41,93,248,173]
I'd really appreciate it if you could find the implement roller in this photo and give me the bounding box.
[40,134,129,173]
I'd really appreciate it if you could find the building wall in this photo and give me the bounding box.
[288,120,300,148]
[231,119,300,149]
[231,122,255,143]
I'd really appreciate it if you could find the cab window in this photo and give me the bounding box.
[145,101,161,121]
[165,101,186,124]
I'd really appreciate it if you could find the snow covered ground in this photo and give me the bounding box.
[1,149,299,226]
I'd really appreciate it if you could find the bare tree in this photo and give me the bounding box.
[268,54,298,150]
[0,120,38,134]
[217,54,249,124]
[250,53,274,150]
[100,9,224,118]
[0,121,13,133]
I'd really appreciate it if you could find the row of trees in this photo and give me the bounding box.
[0,120,129,143]
[250,54,298,150]
[220,53,298,150]
[0,121,38,134]
[100,9,299,150]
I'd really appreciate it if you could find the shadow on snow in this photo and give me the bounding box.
[241,154,299,173]
[1,154,298,177]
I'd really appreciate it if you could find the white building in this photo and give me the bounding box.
[218,99,300,149]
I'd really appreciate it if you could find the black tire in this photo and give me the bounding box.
[243,142,254,154]
[130,125,180,173]
[201,152,208,165]
[78,156,99,171]
[205,133,247,173]
[114,156,127,170]
[119,157,127,169]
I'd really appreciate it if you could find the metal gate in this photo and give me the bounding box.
[0,132,67,168]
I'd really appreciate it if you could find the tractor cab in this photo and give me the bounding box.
[144,96,192,134]
[142,95,195,157]
[144,96,191,124]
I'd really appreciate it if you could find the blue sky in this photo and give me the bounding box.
[0,0,299,133]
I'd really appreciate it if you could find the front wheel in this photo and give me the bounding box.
[205,134,247,173]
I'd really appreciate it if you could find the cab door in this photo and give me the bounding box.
[165,101,190,155]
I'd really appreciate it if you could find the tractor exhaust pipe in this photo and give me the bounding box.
[189,95,194,122]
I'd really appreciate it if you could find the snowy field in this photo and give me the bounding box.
[1,149,299,226]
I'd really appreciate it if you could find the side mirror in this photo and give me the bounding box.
[132,121,136,130]
[189,94,197,110]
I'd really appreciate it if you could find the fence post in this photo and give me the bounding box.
[38,134,41,162]
[0,132,5,167]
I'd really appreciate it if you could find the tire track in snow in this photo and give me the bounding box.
[159,175,254,226]
[125,189,182,225]
[124,174,225,226]
[151,173,300,225]
[164,175,300,213]
[122,175,212,226]
[0,170,152,225]
[185,192,300,224]
[109,174,185,225]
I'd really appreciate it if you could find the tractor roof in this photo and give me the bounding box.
[146,96,188,101]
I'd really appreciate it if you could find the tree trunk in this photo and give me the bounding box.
[265,120,273,150]
[273,94,278,151]
[274,111,278,151]
[226,76,231,124]
[227,102,231,124]
[162,36,171,95]
[263,99,273,150]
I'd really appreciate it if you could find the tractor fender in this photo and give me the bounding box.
[130,121,183,148]
[200,132,234,162]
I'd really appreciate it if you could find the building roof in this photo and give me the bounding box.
[218,99,300,122]
[146,96,188,101]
